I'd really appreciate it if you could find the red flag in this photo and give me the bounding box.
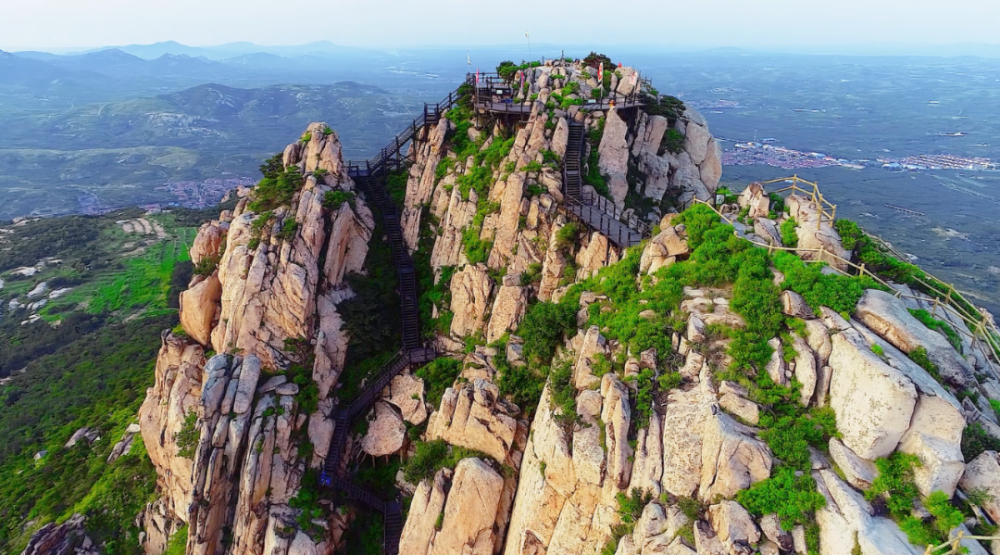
[618,62,622,69]
[476,68,480,87]
[598,62,603,83]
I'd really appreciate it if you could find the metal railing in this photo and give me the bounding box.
[468,70,646,114]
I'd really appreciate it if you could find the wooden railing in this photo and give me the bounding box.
[924,529,1000,554]
[760,175,837,231]
[694,187,1000,376]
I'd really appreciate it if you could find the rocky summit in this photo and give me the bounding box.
[29,56,1000,555]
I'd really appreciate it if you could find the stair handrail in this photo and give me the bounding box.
[347,350,408,418]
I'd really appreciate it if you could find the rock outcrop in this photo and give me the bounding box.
[138,125,375,555]
[127,60,1000,555]
[20,514,98,555]
[785,194,850,271]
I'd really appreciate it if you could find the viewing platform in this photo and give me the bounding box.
[467,72,644,118]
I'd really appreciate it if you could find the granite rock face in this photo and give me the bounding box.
[123,62,1000,555]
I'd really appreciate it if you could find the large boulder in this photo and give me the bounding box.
[179,274,221,346]
[828,438,878,490]
[433,458,505,555]
[640,226,689,275]
[383,372,428,425]
[21,514,98,555]
[738,183,771,220]
[684,120,711,165]
[855,289,975,387]
[700,138,723,192]
[754,218,782,247]
[360,401,406,457]
[959,451,1000,523]
[449,264,493,337]
[598,107,630,207]
[699,411,772,502]
[849,317,966,496]
[785,194,850,271]
[707,501,760,555]
[486,280,529,344]
[814,470,923,555]
[662,384,714,497]
[828,329,917,459]
[426,380,519,465]
[398,469,449,555]
[190,220,228,266]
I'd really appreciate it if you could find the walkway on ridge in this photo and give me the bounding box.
[318,72,651,553]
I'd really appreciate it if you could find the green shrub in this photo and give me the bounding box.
[249,167,305,213]
[908,346,941,382]
[555,222,581,251]
[193,254,220,277]
[518,300,577,367]
[276,217,299,242]
[835,218,923,284]
[495,359,544,411]
[660,129,685,155]
[676,203,723,249]
[773,251,881,314]
[962,422,1000,461]
[769,193,787,215]
[908,309,962,352]
[643,95,687,121]
[288,469,330,540]
[521,263,543,286]
[658,371,682,391]
[416,358,463,408]
[435,157,455,184]
[323,190,355,210]
[174,411,199,459]
[866,452,921,517]
[386,170,408,207]
[628,369,656,428]
[780,218,799,247]
[402,439,491,485]
[549,358,579,432]
[601,488,654,555]
[462,227,493,265]
[164,526,187,555]
[402,439,449,484]
[737,467,826,530]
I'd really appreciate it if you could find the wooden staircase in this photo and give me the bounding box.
[562,122,650,248]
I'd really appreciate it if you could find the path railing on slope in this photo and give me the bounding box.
[693,194,1000,377]
[318,99,463,551]
[561,120,650,248]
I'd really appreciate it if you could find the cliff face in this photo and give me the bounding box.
[139,125,372,555]
[132,56,1000,555]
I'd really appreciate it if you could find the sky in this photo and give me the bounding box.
[2,0,999,52]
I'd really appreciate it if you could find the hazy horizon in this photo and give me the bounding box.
[3,0,1000,54]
